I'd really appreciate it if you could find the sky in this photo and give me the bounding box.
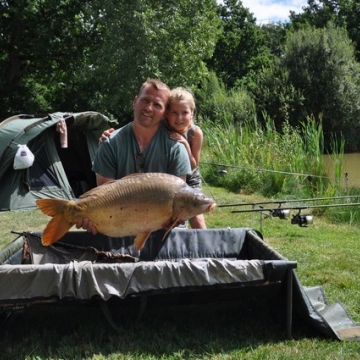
[240,0,308,24]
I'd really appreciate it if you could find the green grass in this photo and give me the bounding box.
[1,186,360,359]
[0,209,49,250]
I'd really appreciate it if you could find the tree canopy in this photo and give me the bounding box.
[0,0,98,117]
[2,0,360,151]
[207,0,272,88]
[290,0,360,61]
[0,0,220,120]
[83,0,220,120]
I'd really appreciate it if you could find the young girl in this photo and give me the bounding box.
[165,87,206,229]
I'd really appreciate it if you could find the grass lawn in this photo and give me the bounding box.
[1,186,360,359]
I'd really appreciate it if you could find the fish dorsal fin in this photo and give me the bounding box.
[79,180,117,199]
[79,174,140,200]
[122,173,142,180]
[134,231,151,251]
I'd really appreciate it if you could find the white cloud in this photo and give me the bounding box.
[239,0,307,24]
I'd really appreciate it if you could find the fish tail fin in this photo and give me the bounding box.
[36,199,75,246]
[134,232,151,251]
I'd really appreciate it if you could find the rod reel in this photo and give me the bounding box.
[291,209,313,227]
[272,208,291,220]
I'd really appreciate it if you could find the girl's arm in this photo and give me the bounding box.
[170,127,203,169]
[189,127,203,169]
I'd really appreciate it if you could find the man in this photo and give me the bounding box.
[77,78,191,233]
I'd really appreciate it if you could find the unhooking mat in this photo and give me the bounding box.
[0,228,359,340]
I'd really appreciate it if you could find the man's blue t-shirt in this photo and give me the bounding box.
[92,122,191,179]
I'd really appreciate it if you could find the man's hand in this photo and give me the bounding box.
[75,218,98,235]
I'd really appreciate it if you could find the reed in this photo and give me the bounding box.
[200,113,360,224]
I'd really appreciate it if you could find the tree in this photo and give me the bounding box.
[252,23,360,151]
[289,0,360,62]
[83,0,221,120]
[239,22,287,94]
[207,0,271,88]
[0,1,220,121]
[248,63,305,129]
[0,0,101,119]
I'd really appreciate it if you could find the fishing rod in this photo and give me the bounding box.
[217,195,360,208]
[231,202,360,213]
[231,202,360,227]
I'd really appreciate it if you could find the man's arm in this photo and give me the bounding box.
[96,173,115,186]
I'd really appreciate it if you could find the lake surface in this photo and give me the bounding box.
[323,153,360,188]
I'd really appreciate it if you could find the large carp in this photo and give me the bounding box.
[36,173,216,250]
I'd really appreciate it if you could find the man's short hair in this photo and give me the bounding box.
[139,79,171,99]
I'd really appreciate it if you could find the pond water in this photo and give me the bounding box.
[323,153,360,188]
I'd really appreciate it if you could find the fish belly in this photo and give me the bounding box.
[85,201,173,237]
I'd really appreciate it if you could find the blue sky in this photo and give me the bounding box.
[240,0,308,24]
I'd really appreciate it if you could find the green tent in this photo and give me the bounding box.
[0,111,112,211]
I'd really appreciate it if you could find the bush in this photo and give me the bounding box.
[196,72,256,126]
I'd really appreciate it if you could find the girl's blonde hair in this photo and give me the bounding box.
[168,87,196,114]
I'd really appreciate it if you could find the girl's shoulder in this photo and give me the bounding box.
[187,123,200,136]
[191,124,203,138]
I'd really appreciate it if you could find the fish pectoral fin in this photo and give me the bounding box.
[134,232,151,251]
[161,219,179,241]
